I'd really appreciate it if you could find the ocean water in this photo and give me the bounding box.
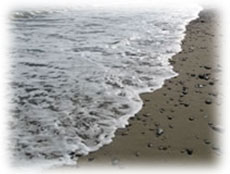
[9,6,201,167]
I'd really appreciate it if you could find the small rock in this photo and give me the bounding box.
[209,81,214,85]
[204,139,211,145]
[147,143,153,148]
[156,128,164,137]
[182,91,188,95]
[167,115,173,120]
[204,66,211,70]
[209,124,223,133]
[158,145,168,151]
[183,103,189,107]
[111,158,119,166]
[198,74,210,80]
[143,113,151,117]
[185,148,193,155]
[135,151,141,157]
[158,145,164,150]
[88,157,95,162]
[188,116,194,121]
[159,108,165,113]
[212,146,221,153]
[205,99,212,104]
[200,19,205,23]
[195,84,204,88]
[121,132,128,136]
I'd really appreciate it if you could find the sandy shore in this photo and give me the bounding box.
[77,10,222,167]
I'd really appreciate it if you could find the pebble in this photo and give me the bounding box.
[204,66,211,70]
[200,19,205,23]
[135,151,141,157]
[156,128,164,137]
[143,113,151,117]
[209,81,214,85]
[212,146,221,153]
[159,108,165,113]
[188,116,195,121]
[209,124,223,133]
[204,139,211,145]
[88,157,95,162]
[185,148,193,155]
[205,99,212,104]
[121,132,128,136]
[198,74,210,80]
[183,103,190,107]
[111,158,120,166]
[147,143,153,148]
[195,84,204,88]
[158,145,168,151]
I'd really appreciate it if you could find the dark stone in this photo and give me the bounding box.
[88,157,95,162]
[204,66,211,70]
[143,113,151,117]
[158,145,164,150]
[205,99,212,104]
[159,108,165,113]
[204,139,211,145]
[135,152,141,157]
[147,143,153,148]
[121,132,128,136]
[183,103,189,107]
[198,74,210,80]
[209,81,214,85]
[185,148,193,155]
[200,19,205,23]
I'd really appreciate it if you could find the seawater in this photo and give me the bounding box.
[9,6,201,167]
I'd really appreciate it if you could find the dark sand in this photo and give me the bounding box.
[78,10,222,167]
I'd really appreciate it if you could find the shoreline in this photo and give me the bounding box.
[77,10,222,167]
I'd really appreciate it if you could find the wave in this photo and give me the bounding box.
[9,6,202,168]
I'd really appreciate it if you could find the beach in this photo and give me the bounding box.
[77,10,222,167]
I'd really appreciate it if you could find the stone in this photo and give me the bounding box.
[135,152,141,157]
[88,157,95,162]
[205,99,212,104]
[185,148,193,155]
[156,128,164,137]
[147,143,153,148]
[198,74,210,80]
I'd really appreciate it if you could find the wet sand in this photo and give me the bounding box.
[77,10,222,167]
